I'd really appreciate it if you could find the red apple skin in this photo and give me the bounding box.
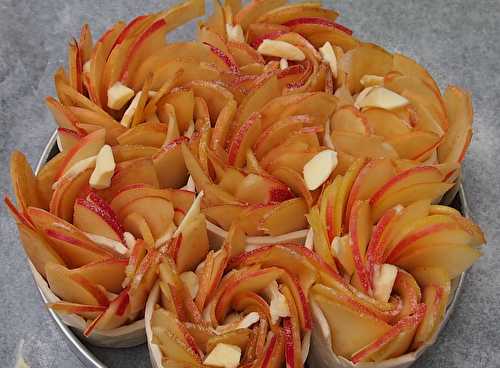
[350,303,427,363]
[282,17,353,35]
[279,270,312,330]
[282,318,296,368]
[4,196,33,228]
[261,333,278,368]
[203,42,240,73]
[49,302,106,314]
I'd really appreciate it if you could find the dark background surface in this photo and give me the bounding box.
[0,0,499,367]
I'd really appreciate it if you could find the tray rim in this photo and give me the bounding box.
[32,129,468,368]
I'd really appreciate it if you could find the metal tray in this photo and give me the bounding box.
[33,130,469,368]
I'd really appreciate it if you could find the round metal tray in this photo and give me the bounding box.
[33,130,468,368]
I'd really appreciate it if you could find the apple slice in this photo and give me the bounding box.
[362,108,412,138]
[235,173,293,204]
[312,285,391,359]
[99,158,160,200]
[70,258,127,293]
[175,214,210,273]
[256,3,338,24]
[215,267,283,323]
[28,207,113,267]
[348,200,373,295]
[306,206,337,273]
[57,128,83,152]
[345,158,396,223]
[234,0,286,28]
[74,193,125,242]
[45,96,83,133]
[84,287,131,336]
[330,131,398,159]
[228,112,263,167]
[331,235,355,276]
[203,204,246,230]
[333,158,366,236]
[437,85,473,163]
[395,243,481,279]
[259,198,308,236]
[331,106,370,135]
[351,303,426,363]
[119,196,174,239]
[49,302,106,320]
[10,151,43,215]
[152,137,190,189]
[116,121,167,147]
[253,115,307,159]
[109,184,171,214]
[371,182,453,222]
[46,263,109,306]
[35,152,66,209]
[16,222,65,278]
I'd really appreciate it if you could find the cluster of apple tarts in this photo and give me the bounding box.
[5,0,486,365]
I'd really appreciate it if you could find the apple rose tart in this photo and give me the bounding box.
[5,0,485,364]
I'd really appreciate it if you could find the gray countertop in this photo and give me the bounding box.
[1,0,499,367]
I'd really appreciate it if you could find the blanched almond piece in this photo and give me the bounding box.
[180,271,199,299]
[303,150,338,191]
[257,39,305,61]
[107,81,135,110]
[237,312,260,329]
[89,144,115,189]
[356,86,410,110]
[263,280,290,324]
[226,24,245,43]
[120,91,143,128]
[84,232,129,256]
[372,263,398,303]
[354,86,375,108]
[203,343,241,368]
[360,74,384,87]
[319,41,338,78]
[83,60,91,74]
[280,58,289,70]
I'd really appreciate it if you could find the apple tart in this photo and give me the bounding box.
[5,0,486,365]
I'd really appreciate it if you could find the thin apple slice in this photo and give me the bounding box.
[84,288,131,335]
[10,151,43,215]
[312,285,391,359]
[331,106,370,135]
[175,214,210,273]
[254,115,307,159]
[70,258,127,293]
[330,131,398,159]
[36,152,66,210]
[46,263,109,306]
[45,96,83,133]
[109,184,171,214]
[259,198,308,236]
[74,192,125,242]
[49,302,106,320]
[234,0,287,28]
[348,200,373,295]
[333,158,366,236]
[369,166,444,208]
[228,112,263,167]
[306,206,337,271]
[395,243,481,279]
[271,166,315,208]
[16,222,65,278]
[388,131,441,161]
[203,204,246,230]
[256,2,338,24]
[362,108,412,138]
[28,207,113,267]
[153,137,189,189]
[99,158,160,200]
[49,167,93,222]
[119,196,174,239]
[57,128,83,152]
[116,122,167,148]
[235,173,293,205]
[437,85,473,163]
[392,53,440,94]
[351,303,426,363]
[319,176,342,241]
